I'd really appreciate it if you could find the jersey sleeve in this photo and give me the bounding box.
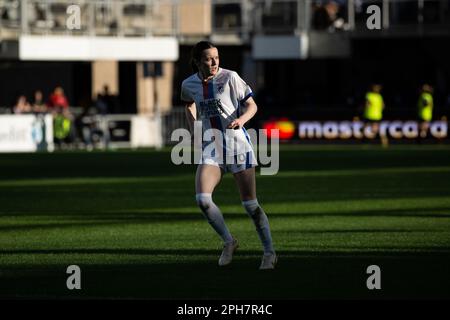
[180,81,194,104]
[231,72,253,104]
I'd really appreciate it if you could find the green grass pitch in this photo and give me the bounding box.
[0,145,449,299]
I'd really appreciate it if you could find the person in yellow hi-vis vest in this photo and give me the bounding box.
[53,106,74,149]
[417,84,434,138]
[363,84,388,147]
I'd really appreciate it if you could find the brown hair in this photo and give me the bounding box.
[190,41,216,72]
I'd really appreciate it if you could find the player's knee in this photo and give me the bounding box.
[242,199,267,228]
[250,207,266,228]
[196,193,212,212]
[242,199,260,216]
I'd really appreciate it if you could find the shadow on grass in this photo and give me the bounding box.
[1,181,450,213]
[1,206,450,232]
[1,248,450,256]
[0,251,449,299]
[2,206,450,218]
[1,148,450,180]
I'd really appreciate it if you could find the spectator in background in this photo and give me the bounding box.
[1,5,10,21]
[325,1,346,31]
[95,85,115,115]
[31,2,55,29]
[363,84,388,147]
[46,86,76,149]
[364,84,385,122]
[95,93,109,115]
[98,85,120,114]
[417,84,434,138]
[313,3,332,30]
[13,95,32,114]
[312,1,346,31]
[34,3,46,21]
[31,90,48,113]
[74,106,96,151]
[48,86,69,110]
[53,105,75,149]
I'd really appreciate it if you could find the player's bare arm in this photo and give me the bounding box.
[227,97,257,129]
[185,101,197,134]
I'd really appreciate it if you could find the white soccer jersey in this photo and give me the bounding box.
[181,68,256,168]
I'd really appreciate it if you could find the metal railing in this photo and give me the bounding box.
[162,106,188,144]
[0,0,178,37]
[0,0,449,40]
[0,105,185,147]
[348,0,450,32]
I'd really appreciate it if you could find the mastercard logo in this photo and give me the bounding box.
[262,119,296,140]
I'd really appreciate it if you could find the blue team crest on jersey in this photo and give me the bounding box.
[217,84,224,94]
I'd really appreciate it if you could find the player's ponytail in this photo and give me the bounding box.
[190,41,216,73]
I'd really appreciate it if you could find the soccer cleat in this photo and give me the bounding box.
[259,253,277,270]
[218,238,239,266]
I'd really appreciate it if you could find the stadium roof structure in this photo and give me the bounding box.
[0,0,449,60]
[18,35,179,61]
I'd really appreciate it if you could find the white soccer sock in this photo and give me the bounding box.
[196,193,234,244]
[242,199,275,255]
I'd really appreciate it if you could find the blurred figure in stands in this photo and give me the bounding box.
[48,86,69,111]
[47,86,75,149]
[312,1,347,31]
[417,84,434,138]
[31,90,48,114]
[95,92,109,115]
[363,84,388,147]
[313,2,331,30]
[13,95,32,114]
[325,1,346,31]
[95,85,114,115]
[74,106,96,151]
[97,85,120,114]
[53,105,75,150]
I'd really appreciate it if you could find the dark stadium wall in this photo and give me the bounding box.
[118,62,137,114]
[73,62,92,109]
[350,37,450,120]
[256,37,450,121]
[0,61,92,109]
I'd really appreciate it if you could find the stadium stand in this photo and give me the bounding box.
[1,0,449,149]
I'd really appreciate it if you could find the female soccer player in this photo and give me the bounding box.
[180,41,277,270]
